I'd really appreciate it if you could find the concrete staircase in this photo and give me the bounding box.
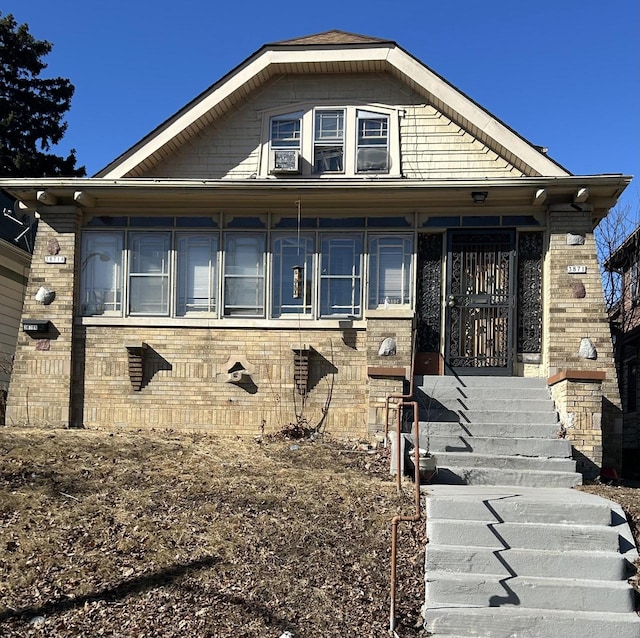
[396,377,640,636]
[406,375,581,488]
[423,485,640,637]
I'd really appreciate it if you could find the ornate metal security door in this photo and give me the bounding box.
[445,231,515,374]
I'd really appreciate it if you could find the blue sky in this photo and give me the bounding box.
[3,0,639,210]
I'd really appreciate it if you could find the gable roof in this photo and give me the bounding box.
[96,31,570,179]
[271,30,392,46]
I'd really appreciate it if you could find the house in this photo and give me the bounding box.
[0,31,631,476]
[604,225,640,478]
[0,191,32,422]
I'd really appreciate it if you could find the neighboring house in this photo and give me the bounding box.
[605,226,640,478]
[0,191,32,422]
[0,31,631,476]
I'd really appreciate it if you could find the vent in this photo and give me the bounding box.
[270,149,301,174]
[357,147,388,172]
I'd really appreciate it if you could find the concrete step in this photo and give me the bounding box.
[422,486,639,637]
[415,375,547,389]
[426,571,635,613]
[427,519,621,552]
[426,545,630,580]
[422,434,572,458]
[432,466,582,487]
[423,421,560,439]
[423,408,558,425]
[424,486,614,525]
[415,386,551,402]
[429,452,576,473]
[417,397,556,414]
[423,606,640,638]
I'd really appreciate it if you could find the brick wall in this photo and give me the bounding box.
[6,207,80,427]
[365,317,413,434]
[545,204,622,473]
[72,325,372,438]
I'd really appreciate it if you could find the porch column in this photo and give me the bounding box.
[544,204,622,476]
[6,206,81,427]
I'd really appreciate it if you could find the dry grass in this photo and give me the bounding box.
[3,427,639,637]
[0,427,427,637]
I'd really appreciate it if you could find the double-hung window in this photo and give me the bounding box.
[368,235,412,308]
[270,111,302,173]
[272,234,314,317]
[314,109,345,173]
[128,232,171,315]
[80,232,123,316]
[356,110,389,173]
[176,233,218,315]
[320,234,362,316]
[223,233,265,317]
[270,112,302,150]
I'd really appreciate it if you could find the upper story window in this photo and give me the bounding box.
[270,112,302,150]
[263,104,399,178]
[314,109,345,173]
[357,110,389,173]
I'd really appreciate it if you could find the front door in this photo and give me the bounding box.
[445,230,515,375]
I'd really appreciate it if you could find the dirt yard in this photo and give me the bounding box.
[0,427,638,637]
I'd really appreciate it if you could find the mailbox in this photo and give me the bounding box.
[23,319,51,334]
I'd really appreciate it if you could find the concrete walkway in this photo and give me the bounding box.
[422,485,640,637]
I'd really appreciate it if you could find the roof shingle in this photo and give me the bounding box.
[271,30,393,46]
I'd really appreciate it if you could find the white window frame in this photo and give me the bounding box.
[319,233,363,317]
[128,232,171,316]
[80,232,123,316]
[80,225,413,322]
[367,234,412,309]
[313,109,345,174]
[259,103,401,178]
[176,233,219,316]
[223,233,266,317]
[356,110,389,173]
[271,233,315,318]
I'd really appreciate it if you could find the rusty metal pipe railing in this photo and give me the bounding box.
[383,328,418,443]
[389,399,421,634]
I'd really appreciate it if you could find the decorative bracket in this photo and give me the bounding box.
[125,342,148,391]
[292,347,312,396]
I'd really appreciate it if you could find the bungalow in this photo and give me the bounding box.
[0,31,631,475]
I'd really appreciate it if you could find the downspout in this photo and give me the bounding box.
[389,399,421,634]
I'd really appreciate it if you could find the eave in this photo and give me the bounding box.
[2,175,630,224]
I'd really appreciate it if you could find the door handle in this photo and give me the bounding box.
[447,294,456,307]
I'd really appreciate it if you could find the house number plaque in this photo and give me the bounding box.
[567,265,587,274]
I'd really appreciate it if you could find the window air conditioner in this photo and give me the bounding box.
[270,149,301,174]
[357,147,388,172]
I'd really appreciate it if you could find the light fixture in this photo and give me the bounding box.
[471,191,488,205]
